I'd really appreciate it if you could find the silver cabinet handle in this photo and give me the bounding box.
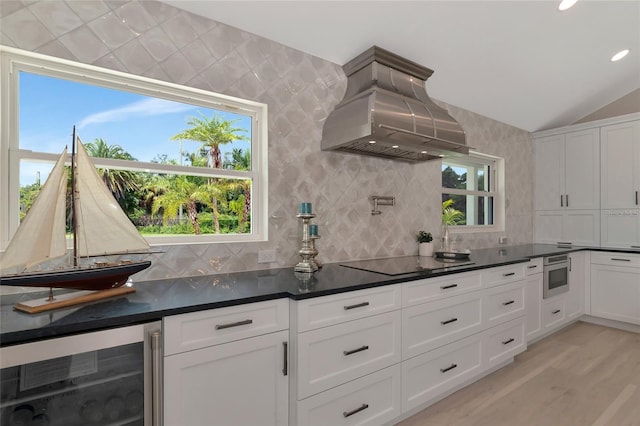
[503,272,516,277]
[215,319,253,330]
[440,284,458,290]
[344,301,370,310]
[343,403,369,418]
[560,195,564,207]
[557,242,573,246]
[611,258,631,262]
[151,330,163,426]
[344,345,369,356]
[636,190,638,205]
[502,300,515,306]
[552,309,561,314]
[631,245,640,249]
[440,318,458,325]
[282,341,288,376]
[566,194,569,207]
[502,338,515,345]
[528,265,538,269]
[440,363,458,373]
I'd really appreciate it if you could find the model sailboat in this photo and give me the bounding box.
[0,129,151,291]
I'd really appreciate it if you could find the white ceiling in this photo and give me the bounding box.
[162,0,640,132]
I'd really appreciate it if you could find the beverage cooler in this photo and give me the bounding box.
[0,322,162,426]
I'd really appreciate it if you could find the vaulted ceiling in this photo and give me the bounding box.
[162,0,640,132]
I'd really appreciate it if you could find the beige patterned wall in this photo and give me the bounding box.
[0,0,533,282]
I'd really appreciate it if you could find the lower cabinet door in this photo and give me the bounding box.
[401,334,482,413]
[164,330,289,426]
[296,364,402,426]
[482,317,526,369]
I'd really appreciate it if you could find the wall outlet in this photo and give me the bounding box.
[258,249,277,263]
[498,236,508,244]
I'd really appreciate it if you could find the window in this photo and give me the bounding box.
[442,152,504,231]
[0,47,268,249]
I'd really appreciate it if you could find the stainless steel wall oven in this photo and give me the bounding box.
[543,254,570,299]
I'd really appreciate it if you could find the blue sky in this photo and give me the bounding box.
[19,72,251,185]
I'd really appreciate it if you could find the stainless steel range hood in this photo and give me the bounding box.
[321,46,468,162]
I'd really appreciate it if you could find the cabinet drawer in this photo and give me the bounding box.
[482,264,526,288]
[296,285,401,332]
[296,364,402,426]
[297,310,401,399]
[402,292,483,360]
[591,251,640,268]
[542,296,566,330]
[482,317,526,368]
[526,258,544,275]
[483,280,526,328]
[402,271,482,307]
[402,334,482,413]
[164,299,289,355]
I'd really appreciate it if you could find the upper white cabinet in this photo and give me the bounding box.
[600,120,640,209]
[534,210,600,246]
[534,128,600,211]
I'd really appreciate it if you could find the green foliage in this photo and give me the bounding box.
[442,199,465,225]
[416,231,433,243]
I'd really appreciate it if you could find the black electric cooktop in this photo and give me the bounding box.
[340,255,474,276]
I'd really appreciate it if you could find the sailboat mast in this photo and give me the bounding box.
[71,126,78,267]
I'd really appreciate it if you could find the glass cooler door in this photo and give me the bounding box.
[1,323,160,426]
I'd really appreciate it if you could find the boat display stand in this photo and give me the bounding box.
[14,287,136,314]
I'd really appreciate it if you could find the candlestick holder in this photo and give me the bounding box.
[310,235,322,269]
[294,213,319,273]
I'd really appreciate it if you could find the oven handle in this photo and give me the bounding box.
[151,330,163,426]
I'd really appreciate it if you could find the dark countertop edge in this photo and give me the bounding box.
[2,245,639,347]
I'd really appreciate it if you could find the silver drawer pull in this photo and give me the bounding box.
[440,318,458,325]
[552,309,561,315]
[215,319,253,330]
[528,265,538,269]
[502,272,516,277]
[440,363,458,373]
[440,284,458,290]
[631,245,640,249]
[611,258,631,262]
[502,300,515,306]
[344,301,370,310]
[502,338,515,345]
[343,345,369,356]
[343,403,369,418]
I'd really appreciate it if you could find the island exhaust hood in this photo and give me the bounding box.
[321,46,468,162]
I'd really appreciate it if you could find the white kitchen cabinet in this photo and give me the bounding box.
[566,252,585,320]
[164,330,289,426]
[590,252,640,325]
[534,210,600,246]
[534,128,600,211]
[296,364,402,426]
[601,209,640,249]
[163,299,289,426]
[600,120,640,209]
[482,317,526,369]
[525,258,544,342]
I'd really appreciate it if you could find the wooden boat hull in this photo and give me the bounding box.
[0,261,151,290]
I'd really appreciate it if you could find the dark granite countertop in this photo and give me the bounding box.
[2,244,638,347]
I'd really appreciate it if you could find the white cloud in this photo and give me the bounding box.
[77,98,196,129]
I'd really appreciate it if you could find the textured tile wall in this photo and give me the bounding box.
[0,0,533,284]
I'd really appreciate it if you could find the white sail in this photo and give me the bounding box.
[74,139,149,257]
[0,149,68,271]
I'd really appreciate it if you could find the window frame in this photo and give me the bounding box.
[441,151,505,233]
[0,46,269,249]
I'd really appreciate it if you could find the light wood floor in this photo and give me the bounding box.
[397,322,640,426]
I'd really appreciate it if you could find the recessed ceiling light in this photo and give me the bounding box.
[421,151,428,154]
[611,49,630,62]
[392,145,399,148]
[369,140,376,144]
[558,0,578,11]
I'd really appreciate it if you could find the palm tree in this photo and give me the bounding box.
[170,114,249,169]
[170,115,249,233]
[84,138,140,204]
[152,175,211,235]
[226,148,251,227]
